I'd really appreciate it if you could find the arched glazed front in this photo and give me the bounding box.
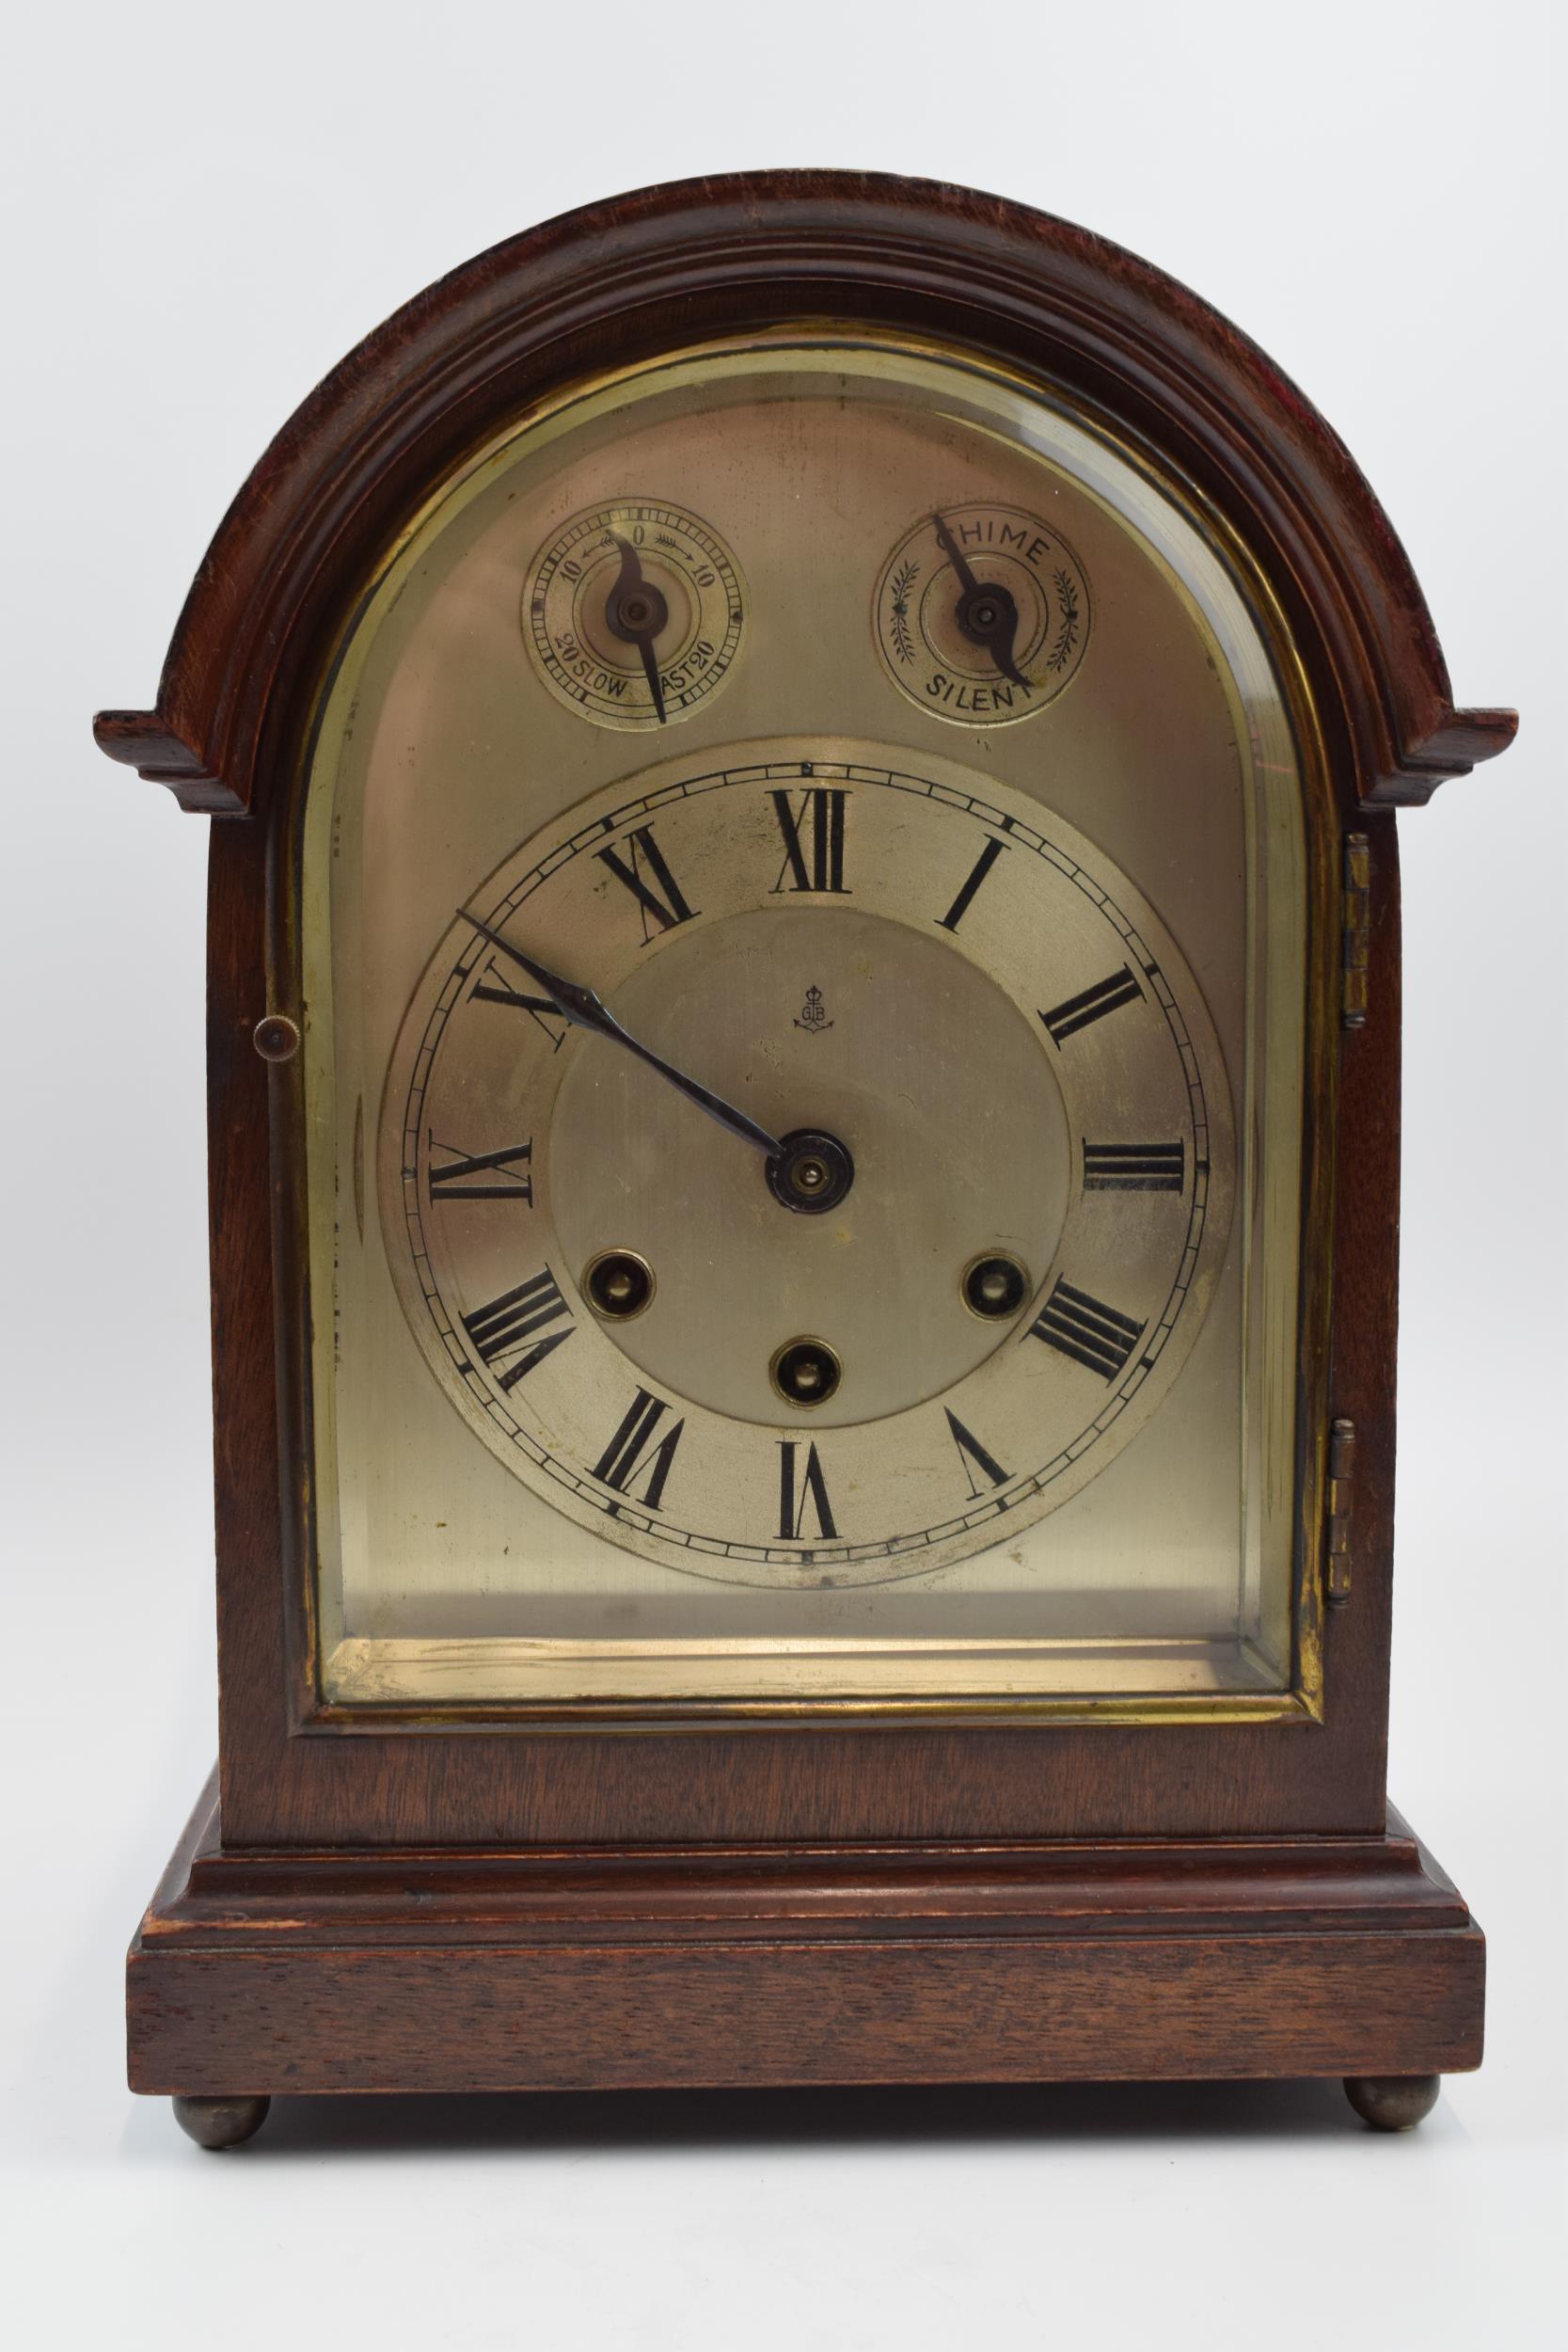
[279,326,1328,1711]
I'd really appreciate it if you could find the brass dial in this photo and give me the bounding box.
[308,332,1308,1707]
[378,746,1233,1590]
[523,499,745,729]
[874,504,1091,723]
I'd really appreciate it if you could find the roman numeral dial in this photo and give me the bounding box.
[381,755,1233,1588]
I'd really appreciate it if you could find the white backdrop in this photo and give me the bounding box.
[4,4,1562,2345]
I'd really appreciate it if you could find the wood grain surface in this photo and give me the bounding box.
[93,172,1514,818]
[157,176,1465,1849]
[98,175,1503,2096]
[127,1776,1483,2095]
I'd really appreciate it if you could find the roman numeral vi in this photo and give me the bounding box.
[778,1440,838,1540]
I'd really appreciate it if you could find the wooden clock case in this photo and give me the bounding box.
[97,171,1513,2145]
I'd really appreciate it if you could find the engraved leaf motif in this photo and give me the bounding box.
[888,559,921,664]
[1047,566,1083,674]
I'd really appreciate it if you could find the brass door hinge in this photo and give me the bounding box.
[1342,833,1370,1027]
[1325,1418,1355,1606]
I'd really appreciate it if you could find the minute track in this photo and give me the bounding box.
[384,748,1232,1588]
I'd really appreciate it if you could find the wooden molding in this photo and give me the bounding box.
[93,708,242,815]
[91,170,1514,818]
[103,176,1504,2116]
[128,1773,1483,2096]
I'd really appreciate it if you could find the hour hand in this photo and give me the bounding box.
[933,511,1029,691]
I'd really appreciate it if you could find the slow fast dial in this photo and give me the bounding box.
[524,500,745,729]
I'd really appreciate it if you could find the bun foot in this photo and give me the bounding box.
[172,2093,271,2149]
[1343,2074,1441,2131]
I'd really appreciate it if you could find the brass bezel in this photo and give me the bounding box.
[959,1250,1032,1324]
[583,1248,657,1323]
[768,1335,844,1409]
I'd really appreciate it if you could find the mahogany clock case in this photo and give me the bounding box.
[98,172,1513,2128]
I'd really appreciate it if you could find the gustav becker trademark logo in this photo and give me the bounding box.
[794,985,833,1034]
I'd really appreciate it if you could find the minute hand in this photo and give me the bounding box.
[462,913,784,1159]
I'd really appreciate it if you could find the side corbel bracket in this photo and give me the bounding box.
[92,708,244,816]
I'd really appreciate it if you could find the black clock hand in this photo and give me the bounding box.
[932,509,981,599]
[932,511,1029,691]
[461,913,783,1159]
[605,533,668,723]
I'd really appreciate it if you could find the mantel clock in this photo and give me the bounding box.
[100,173,1514,2147]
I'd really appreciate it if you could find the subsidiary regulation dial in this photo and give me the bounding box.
[875,504,1091,725]
[523,500,746,730]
